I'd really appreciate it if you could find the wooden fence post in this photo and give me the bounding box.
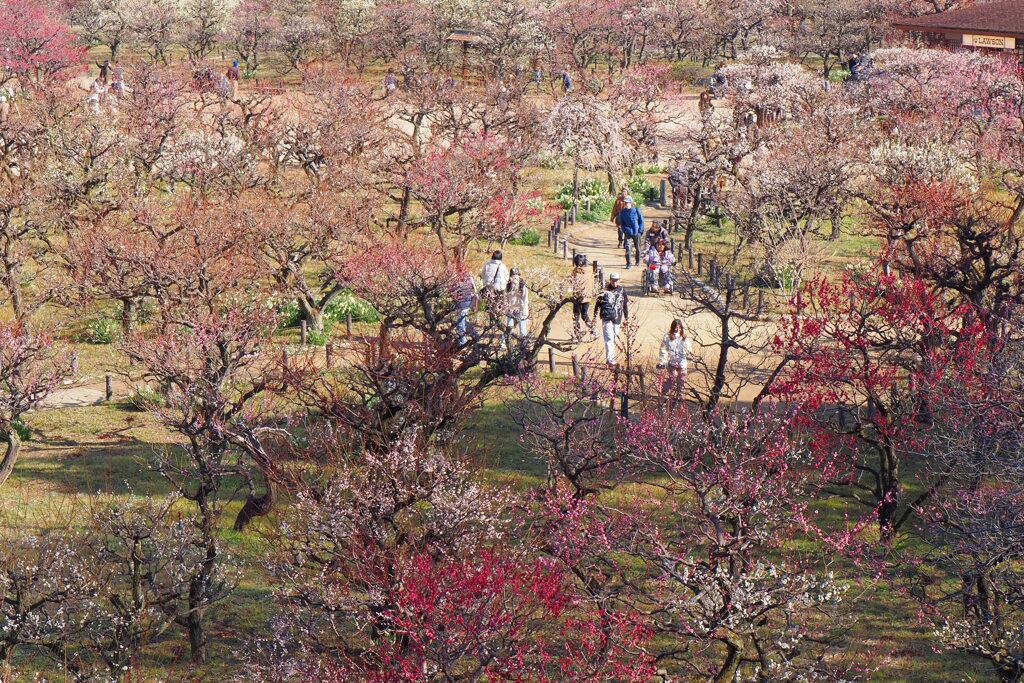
[572,354,580,379]
[697,253,703,276]
[300,320,308,345]
[326,343,334,368]
[105,375,113,401]
[346,313,353,336]
[282,347,289,370]
[548,348,556,374]
[757,290,764,316]
[687,247,694,269]
[660,179,667,206]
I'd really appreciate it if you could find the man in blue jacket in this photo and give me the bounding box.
[616,197,645,268]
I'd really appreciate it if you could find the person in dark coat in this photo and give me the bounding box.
[616,197,645,268]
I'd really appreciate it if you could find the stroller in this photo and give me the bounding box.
[642,246,675,295]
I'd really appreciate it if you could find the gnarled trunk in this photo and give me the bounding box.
[0,429,21,489]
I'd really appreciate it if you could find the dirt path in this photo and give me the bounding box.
[540,202,779,405]
[547,204,722,364]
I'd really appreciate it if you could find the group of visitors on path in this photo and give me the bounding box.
[453,250,530,350]
[608,185,692,393]
[611,186,675,291]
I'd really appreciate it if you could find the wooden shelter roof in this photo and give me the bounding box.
[893,0,1024,37]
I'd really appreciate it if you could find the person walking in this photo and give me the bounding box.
[611,186,631,247]
[96,60,111,86]
[481,250,510,300]
[617,197,645,268]
[226,61,241,99]
[385,68,398,96]
[453,267,479,346]
[597,272,628,365]
[699,89,714,117]
[110,61,125,97]
[657,319,692,396]
[0,85,17,124]
[503,267,529,346]
[561,68,572,92]
[569,253,596,341]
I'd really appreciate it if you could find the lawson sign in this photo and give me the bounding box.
[963,33,1016,49]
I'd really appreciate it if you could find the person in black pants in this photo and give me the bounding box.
[569,254,595,341]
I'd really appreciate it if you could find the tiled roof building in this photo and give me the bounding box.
[893,0,1024,59]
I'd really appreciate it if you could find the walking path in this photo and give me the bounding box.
[549,202,720,364]
[542,201,780,406]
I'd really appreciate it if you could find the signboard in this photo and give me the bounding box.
[963,34,1016,49]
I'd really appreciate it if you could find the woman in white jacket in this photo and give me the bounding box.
[658,319,692,396]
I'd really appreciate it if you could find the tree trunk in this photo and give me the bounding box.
[713,636,744,683]
[877,442,900,540]
[0,429,21,489]
[607,169,618,197]
[120,297,137,337]
[297,297,325,334]
[708,290,733,411]
[233,482,276,532]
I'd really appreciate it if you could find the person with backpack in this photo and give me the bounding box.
[617,197,645,268]
[597,272,628,365]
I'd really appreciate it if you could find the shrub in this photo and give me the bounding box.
[669,61,712,85]
[626,175,658,203]
[305,329,329,347]
[324,292,381,325]
[11,419,31,442]
[85,317,118,344]
[554,177,610,206]
[278,292,382,330]
[578,196,616,222]
[632,162,664,175]
[122,387,165,412]
[510,229,541,246]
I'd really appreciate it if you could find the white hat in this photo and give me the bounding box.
[608,271,621,280]
[624,197,635,205]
